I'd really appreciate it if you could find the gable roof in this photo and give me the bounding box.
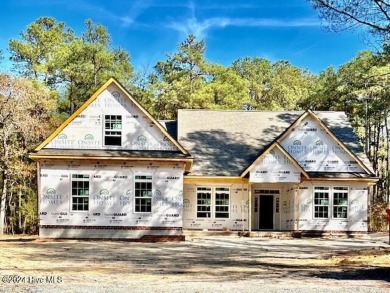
[240,141,309,179]
[35,78,189,155]
[176,109,374,177]
[276,110,373,175]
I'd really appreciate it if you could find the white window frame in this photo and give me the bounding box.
[196,187,212,218]
[313,186,349,219]
[196,186,231,219]
[104,115,122,146]
[71,174,90,212]
[313,186,330,219]
[215,187,230,219]
[332,186,349,219]
[134,175,153,213]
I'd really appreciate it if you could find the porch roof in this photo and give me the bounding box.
[29,149,193,171]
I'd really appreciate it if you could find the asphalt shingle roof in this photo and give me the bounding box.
[175,110,373,176]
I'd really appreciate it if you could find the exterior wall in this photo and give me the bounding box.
[183,183,249,231]
[45,83,177,151]
[183,180,369,233]
[280,115,365,173]
[249,147,301,183]
[39,161,184,239]
[296,181,368,232]
[280,186,296,230]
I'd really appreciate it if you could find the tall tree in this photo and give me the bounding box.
[305,50,390,206]
[308,0,390,40]
[9,17,74,85]
[145,35,250,119]
[9,18,134,114]
[233,57,314,110]
[58,19,134,113]
[0,74,57,235]
[149,35,209,119]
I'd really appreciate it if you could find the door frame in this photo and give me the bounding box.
[253,189,281,230]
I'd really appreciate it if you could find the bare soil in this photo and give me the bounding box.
[0,234,389,292]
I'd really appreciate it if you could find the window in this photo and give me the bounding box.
[314,187,329,218]
[197,187,211,218]
[215,187,229,218]
[333,187,348,218]
[104,115,122,146]
[313,186,349,219]
[135,175,152,213]
[71,174,89,211]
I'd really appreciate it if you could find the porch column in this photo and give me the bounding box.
[294,185,300,231]
[248,183,252,233]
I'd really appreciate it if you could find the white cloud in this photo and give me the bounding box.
[167,16,320,38]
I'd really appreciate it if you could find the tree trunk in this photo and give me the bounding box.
[0,133,9,236]
[0,168,7,236]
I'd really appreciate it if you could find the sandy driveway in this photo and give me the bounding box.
[0,233,389,292]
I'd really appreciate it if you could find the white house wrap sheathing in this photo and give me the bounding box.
[39,162,184,238]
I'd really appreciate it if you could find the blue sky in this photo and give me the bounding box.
[0,0,371,75]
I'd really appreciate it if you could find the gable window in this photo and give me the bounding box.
[197,187,211,218]
[71,174,89,211]
[215,187,229,218]
[333,187,348,218]
[314,187,329,218]
[104,115,122,146]
[134,175,152,213]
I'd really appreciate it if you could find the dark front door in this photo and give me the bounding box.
[259,195,273,229]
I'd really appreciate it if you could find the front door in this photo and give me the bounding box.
[259,195,273,229]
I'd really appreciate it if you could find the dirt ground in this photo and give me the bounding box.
[0,233,389,293]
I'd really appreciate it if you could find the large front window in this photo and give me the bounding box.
[314,186,349,219]
[197,187,211,218]
[104,115,122,146]
[135,175,152,213]
[333,187,348,218]
[71,174,89,211]
[196,187,230,219]
[314,187,329,218]
[215,187,229,218]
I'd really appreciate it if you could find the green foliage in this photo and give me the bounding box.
[308,0,390,41]
[305,48,390,203]
[3,17,390,235]
[9,17,134,114]
[232,57,314,110]
[9,17,74,84]
[0,74,57,234]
